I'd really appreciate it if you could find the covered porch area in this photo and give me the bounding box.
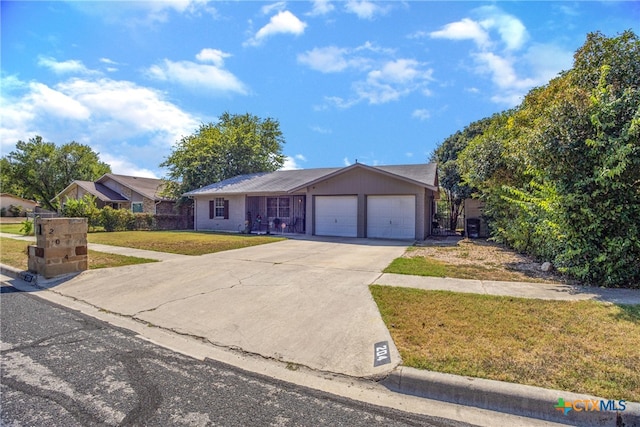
[246,195,306,234]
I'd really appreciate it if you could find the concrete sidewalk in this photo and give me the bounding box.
[2,234,639,426]
[0,232,189,262]
[375,273,640,304]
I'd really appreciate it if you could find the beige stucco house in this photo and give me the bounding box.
[0,193,38,216]
[55,173,176,214]
[184,163,439,241]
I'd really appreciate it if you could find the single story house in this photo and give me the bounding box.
[0,193,39,216]
[183,162,439,240]
[55,173,176,214]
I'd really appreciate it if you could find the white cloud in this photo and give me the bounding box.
[100,153,160,178]
[356,59,433,105]
[430,18,490,49]
[369,59,425,84]
[57,78,199,139]
[324,95,358,109]
[308,0,334,16]
[431,8,528,52]
[28,82,92,120]
[523,43,573,81]
[261,2,286,15]
[412,109,431,121]
[343,157,352,166]
[195,48,230,67]
[476,6,528,51]
[37,56,96,75]
[310,125,332,134]
[429,6,571,107]
[245,10,307,46]
[474,52,539,90]
[70,0,217,28]
[0,75,201,173]
[99,58,119,72]
[297,46,352,73]
[147,51,248,95]
[301,45,433,108]
[344,0,387,20]
[281,154,307,170]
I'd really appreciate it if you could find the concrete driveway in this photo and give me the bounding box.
[39,237,409,378]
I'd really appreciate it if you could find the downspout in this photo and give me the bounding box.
[192,197,197,231]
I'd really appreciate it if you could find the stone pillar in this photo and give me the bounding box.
[27,218,88,278]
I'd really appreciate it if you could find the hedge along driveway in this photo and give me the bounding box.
[87,231,284,255]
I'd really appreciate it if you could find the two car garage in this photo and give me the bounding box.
[314,195,416,240]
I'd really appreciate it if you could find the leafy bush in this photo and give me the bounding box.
[19,219,34,236]
[61,195,101,230]
[133,213,156,230]
[442,31,640,288]
[8,204,24,217]
[100,206,136,232]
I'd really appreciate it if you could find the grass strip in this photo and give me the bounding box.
[384,255,548,282]
[0,223,29,235]
[1,237,157,271]
[370,285,640,401]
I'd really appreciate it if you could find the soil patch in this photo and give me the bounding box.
[409,237,568,284]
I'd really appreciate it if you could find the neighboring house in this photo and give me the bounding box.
[183,163,439,240]
[0,193,38,216]
[55,174,176,214]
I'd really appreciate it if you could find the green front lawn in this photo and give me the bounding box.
[0,222,30,235]
[370,285,640,401]
[0,237,157,271]
[87,230,284,255]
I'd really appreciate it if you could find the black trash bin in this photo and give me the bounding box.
[466,218,480,238]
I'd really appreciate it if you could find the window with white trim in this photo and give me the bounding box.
[132,202,143,213]
[215,197,225,218]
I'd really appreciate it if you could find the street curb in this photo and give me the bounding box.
[381,366,640,426]
[1,264,35,283]
[3,263,639,426]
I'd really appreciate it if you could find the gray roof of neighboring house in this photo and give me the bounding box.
[99,174,171,201]
[71,181,129,202]
[55,174,173,204]
[183,163,438,196]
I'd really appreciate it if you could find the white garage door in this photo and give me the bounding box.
[315,196,358,237]
[367,195,415,240]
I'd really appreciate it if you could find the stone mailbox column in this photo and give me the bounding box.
[27,218,88,279]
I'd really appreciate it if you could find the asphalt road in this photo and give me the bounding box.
[0,283,476,427]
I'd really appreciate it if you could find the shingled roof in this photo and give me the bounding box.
[72,181,128,202]
[183,163,438,196]
[98,174,171,201]
[55,173,172,204]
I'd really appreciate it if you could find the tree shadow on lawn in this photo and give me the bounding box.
[612,304,640,324]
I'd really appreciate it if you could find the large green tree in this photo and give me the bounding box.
[161,112,286,198]
[439,30,640,288]
[2,136,111,211]
[430,116,496,230]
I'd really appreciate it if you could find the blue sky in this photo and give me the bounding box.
[2,1,638,179]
